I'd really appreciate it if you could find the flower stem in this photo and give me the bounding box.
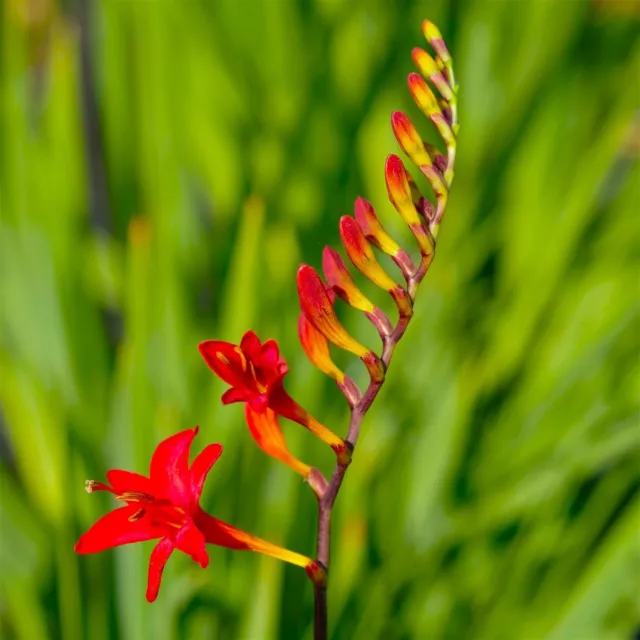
[312,268,423,639]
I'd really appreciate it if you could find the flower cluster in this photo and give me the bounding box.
[75,19,457,614]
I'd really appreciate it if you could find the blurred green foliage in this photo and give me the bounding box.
[1,0,639,638]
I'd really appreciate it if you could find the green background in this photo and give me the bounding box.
[1,0,638,638]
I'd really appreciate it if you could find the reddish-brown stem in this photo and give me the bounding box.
[312,261,428,640]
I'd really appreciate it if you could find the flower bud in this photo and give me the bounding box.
[422,20,451,65]
[391,111,433,168]
[411,48,453,102]
[297,266,382,384]
[385,155,435,256]
[339,216,398,292]
[298,313,345,384]
[322,246,375,313]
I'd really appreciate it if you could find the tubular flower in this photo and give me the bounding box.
[199,330,347,461]
[384,154,436,259]
[353,197,415,278]
[75,428,319,602]
[199,330,287,413]
[298,312,345,384]
[298,313,362,407]
[296,264,385,382]
[407,72,455,186]
[322,246,393,337]
[244,406,311,477]
[339,216,413,319]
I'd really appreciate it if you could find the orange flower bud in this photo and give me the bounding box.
[296,265,368,358]
[297,265,384,383]
[298,313,345,384]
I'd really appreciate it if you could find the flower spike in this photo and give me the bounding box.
[296,265,385,382]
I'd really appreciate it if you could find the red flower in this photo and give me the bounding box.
[199,330,348,463]
[75,427,317,601]
[199,330,287,412]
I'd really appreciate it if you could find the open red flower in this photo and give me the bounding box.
[199,330,348,463]
[199,330,287,412]
[75,427,318,601]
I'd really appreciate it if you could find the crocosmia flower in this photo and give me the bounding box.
[199,330,287,412]
[200,330,348,463]
[75,427,318,602]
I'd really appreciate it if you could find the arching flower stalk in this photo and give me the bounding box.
[295,20,459,638]
[75,16,458,638]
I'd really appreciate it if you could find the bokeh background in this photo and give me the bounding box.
[1,0,639,638]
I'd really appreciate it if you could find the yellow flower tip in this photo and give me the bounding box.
[354,197,401,257]
[391,111,433,167]
[422,20,451,63]
[322,246,375,313]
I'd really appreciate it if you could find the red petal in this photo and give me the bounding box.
[257,339,280,369]
[239,330,262,357]
[146,538,174,602]
[221,388,247,405]
[189,443,223,502]
[106,470,154,495]
[174,519,209,568]
[198,341,252,389]
[149,428,197,506]
[74,506,162,554]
